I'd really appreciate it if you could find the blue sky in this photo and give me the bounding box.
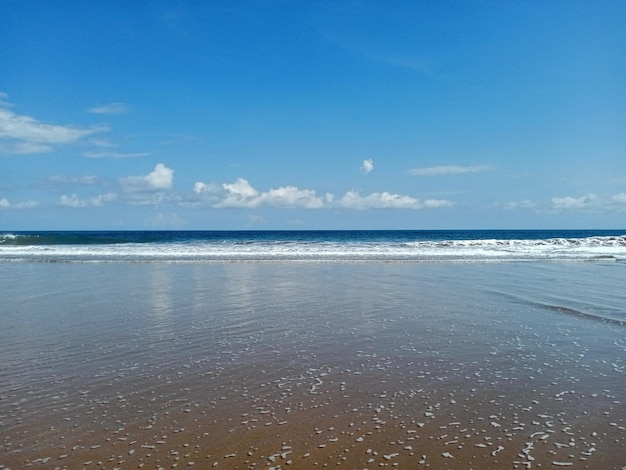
[1,0,625,230]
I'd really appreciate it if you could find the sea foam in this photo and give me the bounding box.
[1,233,624,263]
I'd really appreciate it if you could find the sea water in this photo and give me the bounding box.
[1,229,625,262]
[1,230,625,468]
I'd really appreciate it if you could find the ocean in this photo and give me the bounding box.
[1,230,625,468]
[2,229,625,262]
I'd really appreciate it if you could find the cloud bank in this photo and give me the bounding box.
[193,177,452,210]
[14,157,626,219]
[505,193,626,213]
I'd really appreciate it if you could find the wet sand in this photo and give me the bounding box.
[1,262,625,469]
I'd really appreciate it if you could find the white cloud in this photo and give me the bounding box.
[146,164,174,190]
[551,194,596,210]
[60,192,117,208]
[46,175,99,185]
[17,200,39,209]
[0,197,38,209]
[59,194,84,207]
[503,194,626,212]
[339,190,418,209]
[90,138,117,148]
[361,158,374,173]
[612,193,626,204]
[421,198,455,208]
[0,141,53,154]
[83,151,150,159]
[221,178,259,206]
[193,181,213,194]
[120,163,174,192]
[338,190,452,210]
[504,199,537,210]
[191,177,453,211]
[409,164,490,176]
[186,181,222,207]
[213,178,327,209]
[88,102,129,115]
[117,164,174,206]
[259,186,326,209]
[0,94,108,154]
[93,193,118,205]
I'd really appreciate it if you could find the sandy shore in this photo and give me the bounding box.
[1,262,625,469]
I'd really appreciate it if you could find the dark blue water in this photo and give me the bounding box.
[2,229,625,245]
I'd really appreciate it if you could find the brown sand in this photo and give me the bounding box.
[3,340,625,469]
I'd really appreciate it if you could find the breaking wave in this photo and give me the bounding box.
[1,231,625,263]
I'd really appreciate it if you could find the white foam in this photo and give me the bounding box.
[0,233,18,242]
[1,235,624,263]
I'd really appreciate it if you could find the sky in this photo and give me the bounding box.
[1,0,625,230]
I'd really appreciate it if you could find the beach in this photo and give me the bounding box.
[1,260,625,469]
